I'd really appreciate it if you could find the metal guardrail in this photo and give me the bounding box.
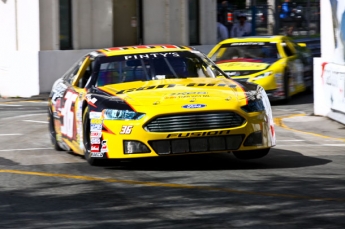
[294,37,320,57]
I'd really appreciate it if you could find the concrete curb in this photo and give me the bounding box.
[274,114,345,142]
[0,93,49,103]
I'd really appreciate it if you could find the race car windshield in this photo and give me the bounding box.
[95,51,228,86]
[211,42,281,63]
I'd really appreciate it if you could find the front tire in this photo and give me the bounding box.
[233,148,270,160]
[48,106,64,151]
[82,107,101,166]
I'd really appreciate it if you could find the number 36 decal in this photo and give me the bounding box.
[120,125,133,134]
[60,91,78,139]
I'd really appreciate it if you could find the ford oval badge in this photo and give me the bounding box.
[182,104,206,109]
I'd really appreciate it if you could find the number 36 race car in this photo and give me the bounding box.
[48,45,276,166]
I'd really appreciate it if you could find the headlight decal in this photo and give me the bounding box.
[253,71,272,80]
[241,99,265,112]
[102,109,145,120]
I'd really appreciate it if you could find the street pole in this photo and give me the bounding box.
[307,0,311,37]
[251,0,257,36]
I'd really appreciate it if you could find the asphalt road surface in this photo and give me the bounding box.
[0,95,344,229]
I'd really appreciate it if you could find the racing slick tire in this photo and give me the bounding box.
[233,148,270,160]
[283,68,291,103]
[83,107,102,166]
[48,107,64,151]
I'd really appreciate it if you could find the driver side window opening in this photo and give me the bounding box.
[281,42,294,57]
[77,61,93,88]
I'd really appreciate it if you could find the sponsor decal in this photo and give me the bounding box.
[167,130,231,138]
[165,91,210,99]
[124,52,180,60]
[91,138,101,144]
[120,125,133,134]
[91,152,104,158]
[90,131,102,138]
[90,119,103,125]
[182,104,206,109]
[91,145,99,152]
[100,140,108,153]
[171,92,207,95]
[86,95,98,104]
[89,111,102,119]
[230,42,265,46]
[90,124,102,131]
[51,80,68,104]
[116,83,237,94]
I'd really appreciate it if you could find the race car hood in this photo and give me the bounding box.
[216,58,276,71]
[97,78,248,108]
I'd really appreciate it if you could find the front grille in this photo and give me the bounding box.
[149,135,244,155]
[144,112,245,132]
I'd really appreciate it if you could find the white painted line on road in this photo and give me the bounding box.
[0,134,23,136]
[277,140,305,142]
[276,144,345,147]
[23,120,49,124]
[0,147,53,152]
[0,104,23,107]
[277,144,345,147]
[0,113,46,121]
[322,144,345,147]
[275,109,292,111]
[276,145,319,147]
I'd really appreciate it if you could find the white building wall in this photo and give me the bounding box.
[199,0,217,45]
[39,0,59,50]
[143,0,188,45]
[72,0,113,49]
[0,0,17,52]
[0,0,40,97]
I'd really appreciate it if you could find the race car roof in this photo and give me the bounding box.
[219,35,287,45]
[96,44,194,57]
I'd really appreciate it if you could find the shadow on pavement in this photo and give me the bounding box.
[0,158,343,229]
[101,148,330,171]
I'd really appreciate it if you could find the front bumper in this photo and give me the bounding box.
[94,111,274,159]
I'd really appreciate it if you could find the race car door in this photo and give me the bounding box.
[57,56,91,155]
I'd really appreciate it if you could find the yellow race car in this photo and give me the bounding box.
[208,36,313,101]
[48,45,276,166]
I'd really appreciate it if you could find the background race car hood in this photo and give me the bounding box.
[216,58,276,71]
[97,78,247,108]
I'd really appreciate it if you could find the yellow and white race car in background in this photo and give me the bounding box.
[49,45,275,166]
[208,36,313,101]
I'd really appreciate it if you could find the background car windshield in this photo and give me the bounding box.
[96,51,226,86]
[211,42,280,62]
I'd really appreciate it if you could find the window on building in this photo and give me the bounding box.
[189,0,200,45]
[59,0,73,49]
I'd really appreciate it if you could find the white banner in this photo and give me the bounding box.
[321,62,345,114]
